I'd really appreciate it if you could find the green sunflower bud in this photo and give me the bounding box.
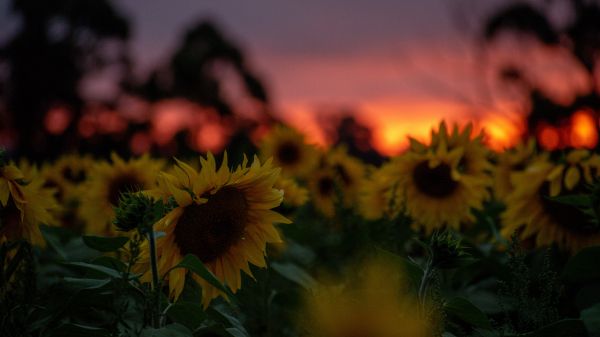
[429,230,470,269]
[113,192,168,233]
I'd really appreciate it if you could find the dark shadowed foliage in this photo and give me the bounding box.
[127,20,273,120]
[0,0,130,159]
[316,109,384,165]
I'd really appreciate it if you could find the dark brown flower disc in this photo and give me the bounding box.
[174,187,248,263]
[412,161,458,198]
[275,141,301,165]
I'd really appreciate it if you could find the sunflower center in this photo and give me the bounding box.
[107,174,144,206]
[174,187,248,263]
[275,141,301,165]
[412,161,458,198]
[0,199,22,241]
[318,176,335,197]
[43,178,64,201]
[334,164,352,186]
[539,181,600,235]
[62,166,86,183]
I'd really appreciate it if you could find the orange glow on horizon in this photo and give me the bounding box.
[282,100,523,156]
[570,109,597,148]
[538,125,561,150]
[45,106,72,135]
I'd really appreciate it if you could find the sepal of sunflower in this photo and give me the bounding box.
[113,192,173,233]
[427,230,470,269]
[134,152,291,308]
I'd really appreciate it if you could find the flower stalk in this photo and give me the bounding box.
[147,228,161,328]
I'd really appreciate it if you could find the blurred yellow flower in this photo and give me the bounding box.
[276,176,309,207]
[359,161,401,220]
[300,258,431,337]
[259,124,319,178]
[325,146,365,208]
[493,138,545,202]
[308,168,337,218]
[0,163,57,247]
[79,153,163,235]
[502,150,600,252]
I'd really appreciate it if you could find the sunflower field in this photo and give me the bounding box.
[3,121,600,337]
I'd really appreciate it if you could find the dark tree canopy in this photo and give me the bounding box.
[129,20,270,118]
[0,0,130,159]
[483,0,600,147]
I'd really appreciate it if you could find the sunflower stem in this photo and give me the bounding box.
[418,260,433,315]
[147,229,161,328]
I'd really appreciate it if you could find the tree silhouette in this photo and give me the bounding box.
[483,0,600,146]
[0,0,130,159]
[129,20,272,121]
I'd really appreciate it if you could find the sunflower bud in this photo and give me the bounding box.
[429,230,469,269]
[113,193,168,233]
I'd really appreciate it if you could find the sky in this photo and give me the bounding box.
[1,0,565,154]
[110,0,527,154]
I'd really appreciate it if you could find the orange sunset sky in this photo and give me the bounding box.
[2,0,590,154]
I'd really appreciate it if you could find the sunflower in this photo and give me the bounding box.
[259,124,319,178]
[300,258,430,337]
[308,168,338,218]
[397,121,492,233]
[275,176,309,208]
[325,146,365,208]
[502,150,600,252]
[79,153,164,235]
[358,161,401,220]
[137,153,290,307]
[493,138,545,202]
[44,154,95,201]
[0,163,57,247]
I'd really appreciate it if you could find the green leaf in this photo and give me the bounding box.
[271,262,317,290]
[140,323,193,337]
[165,301,206,330]
[208,306,250,337]
[172,254,237,303]
[47,323,110,337]
[562,246,600,283]
[545,194,591,208]
[82,235,129,252]
[63,261,123,279]
[517,319,588,337]
[40,225,67,259]
[62,277,112,290]
[374,248,423,289]
[444,297,492,330]
[91,255,128,273]
[225,328,248,337]
[581,304,600,336]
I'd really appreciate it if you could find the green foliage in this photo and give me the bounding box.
[171,254,237,304]
[114,192,173,233]
[82,235,129,252]
[444,297,493,330]
[563,246,600,283]
[581,303,600,336]
[498,236,561,334]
